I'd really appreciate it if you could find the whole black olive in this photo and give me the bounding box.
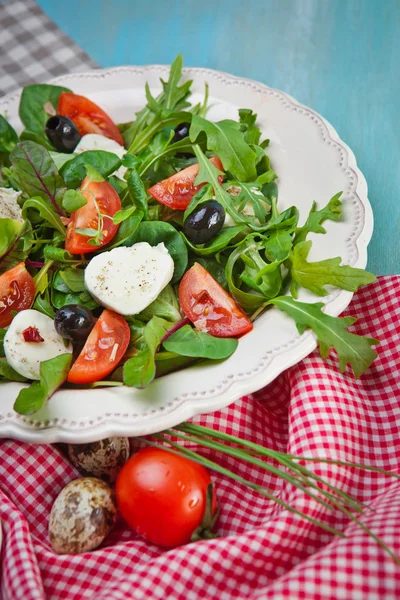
[172,122,190,143]
[45,116,81,153]
[183,200,225,245]
[54,305,95,341]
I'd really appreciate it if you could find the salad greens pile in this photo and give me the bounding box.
[0,54,378,416]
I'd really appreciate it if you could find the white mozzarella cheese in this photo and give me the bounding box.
[4,310,72,380]
[84,243,174,316]
[0,187,23,221]
[74,134,127,179]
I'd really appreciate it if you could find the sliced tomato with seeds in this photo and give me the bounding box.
[58,92,124,145]
[0,263,36,328]
[148,156,223,210]
[67,310,130,384]
[65,176,121,255]
[179,263,253,338]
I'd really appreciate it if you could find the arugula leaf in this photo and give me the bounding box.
[22,197,66,236]
[263,230,293,262]
[163,325,238,359]
[239,241,283,299]
[239,108,261,145]
[0,115,18,153]
[33,260,54,295]
[43,246,75,263]
[0,219,33,272]
[60,150,121,189]
[161,54,192,111]
[225,181,272,225]
[126,221,188,283]
[290,240,376,297]
[269,296,379,378]
[106,211,144,249]
[19,84,71,143]
[0,357,28,382]
[126,168,149,219]
[9,141,65,215]
[128,111,193,155]
[13,353,72,415]
[62,189,87,213]
[113,205,136,224]
[138,285,181,323]
[225,242,267,312]
[293,193,343,245]
[190,116,257,181]
[181,225,245,256]
[123,316,170,388]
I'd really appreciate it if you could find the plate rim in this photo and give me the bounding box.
[0,65,373,443]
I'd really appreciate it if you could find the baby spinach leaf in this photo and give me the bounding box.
[0,329,6,356]
[60,151,122,189]
[190,116,257,181]
[10,141,65,215]
[13,353,72,415]
[0,115,18,153]
[113,205,136,224]
[19,84,71,142]
[51,287,98,310]
[163,325,238,359]
[19,129,53,150]
[106,211,144,249]
[126,168,149,219]
[0,218,23,259]
[0,358,28,382]
[32,294,55,318]
[126,221,188,283]
[293,192,343,245]
[43,246,75,263]
[290,240,376,297]
[123,316,170,388]
[50,151,75,170]
[138,285,181,323]
[0,219,34,272]
[155,353,198,377]
[181,225,245,256]
[59,268,86,292]
[62,189,87,213]
[22,197,66,236]
[269,296,379,379]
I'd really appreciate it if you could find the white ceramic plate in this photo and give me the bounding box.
[0,66,372,443]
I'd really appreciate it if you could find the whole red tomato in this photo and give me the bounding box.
[115,447,218,548]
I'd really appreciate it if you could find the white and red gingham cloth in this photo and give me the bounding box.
[0,276,399,600]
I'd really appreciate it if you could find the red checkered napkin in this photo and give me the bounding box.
[1,276,399,600]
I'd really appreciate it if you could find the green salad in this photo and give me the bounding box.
[0,55,378,416]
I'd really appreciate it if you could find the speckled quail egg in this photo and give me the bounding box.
[48,477,116,554]
[67,437,130,483]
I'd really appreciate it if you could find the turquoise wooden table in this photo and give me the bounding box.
[37,0,399,275]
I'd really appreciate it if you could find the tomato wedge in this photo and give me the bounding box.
[0,263,36,328]
[148,156,223,210]
[179,263,253,338]
[58,92,124,145]
[65,176,121,255]
[67,310,130,384]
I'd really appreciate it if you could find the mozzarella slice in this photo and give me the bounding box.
[4,310,72,380]
[0,187,23,221]
[84,243,175,316]
[74,134,127,179]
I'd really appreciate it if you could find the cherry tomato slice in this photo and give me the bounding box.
[67,309,130,384]
[148,156,223,210]
[65,176,121,255]
[179,262,253,338]
[116,447,217,548]
[58,92,124,145]
[0,263,36,328]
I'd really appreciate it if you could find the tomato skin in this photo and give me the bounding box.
[179,263,253,338]
[65,176,121,255]
[148,156,224,210]
[116,447,217,548]
[0,263,36,327]
[58,92,124,145]
[67,310,130,384]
